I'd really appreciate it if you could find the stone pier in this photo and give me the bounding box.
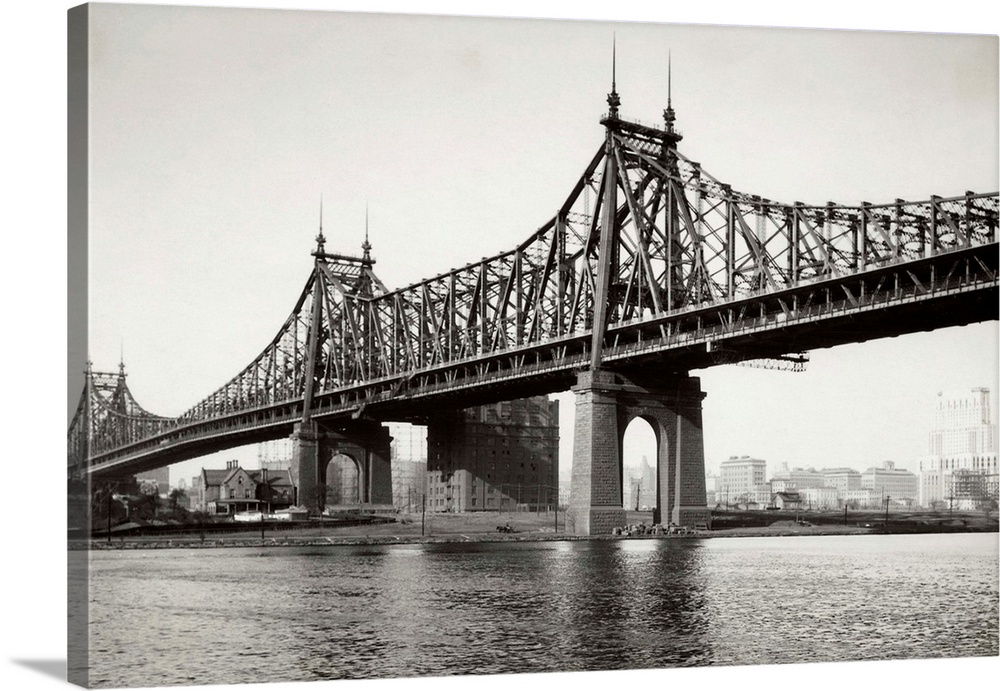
[290,419,393,515]
[567,370,711,535]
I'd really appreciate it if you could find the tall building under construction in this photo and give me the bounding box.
[919,388,999,510]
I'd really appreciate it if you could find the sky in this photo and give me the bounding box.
[70,2,999,486]
[4,3,999,691]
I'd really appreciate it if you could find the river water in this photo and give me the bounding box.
[86,533,998,688]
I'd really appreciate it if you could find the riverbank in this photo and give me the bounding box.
[72,509,995,550]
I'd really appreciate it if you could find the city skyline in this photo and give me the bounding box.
[629,384,998,477]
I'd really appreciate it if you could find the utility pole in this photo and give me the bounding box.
[553,486,558,533]
[421,493,426,536]
[106,487,112,545]
[635,481,641,511]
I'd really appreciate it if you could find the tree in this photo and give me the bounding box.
[189,510,211,541]
[168,487,187,514]
[977,496,998,521]
[133,481,160,520]
[90,478,140,528]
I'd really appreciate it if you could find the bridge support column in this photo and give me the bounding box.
[567,370,711,535]
[568,370,627,535]
[290,421,322,515]
[322,420,394,510]
[291,419,393,516]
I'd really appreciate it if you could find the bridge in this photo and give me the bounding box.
[69,74,999,535]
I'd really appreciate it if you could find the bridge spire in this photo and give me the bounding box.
[663,51,676,135]
[315,196,326,255]
[362,203,372,262]
[606,34,620,120]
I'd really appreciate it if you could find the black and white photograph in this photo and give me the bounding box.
[3,2,1000,691]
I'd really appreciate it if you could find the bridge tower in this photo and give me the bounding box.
[290,213,394,515]
[568,53,710,535]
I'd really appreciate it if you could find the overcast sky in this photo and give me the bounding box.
[75,3,999,485]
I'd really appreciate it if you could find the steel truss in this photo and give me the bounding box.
[67,364,173,476]
[71,109,1000,477]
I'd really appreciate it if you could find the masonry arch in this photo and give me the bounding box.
[326,452,362,505]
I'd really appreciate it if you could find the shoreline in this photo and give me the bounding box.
[71,523,997,550]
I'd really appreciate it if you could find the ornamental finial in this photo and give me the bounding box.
[663,51,676,133]
[362,204,372,261]
[607,35,620,119]
[315,196,326,254]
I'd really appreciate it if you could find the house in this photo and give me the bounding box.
[196,460,296,516]
[771,491,803,510]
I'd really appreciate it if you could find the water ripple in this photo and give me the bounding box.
[86,533,998,687]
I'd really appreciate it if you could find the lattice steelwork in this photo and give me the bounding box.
[68,362,174,475]
[175,238,389,426]
[70,87,999,477]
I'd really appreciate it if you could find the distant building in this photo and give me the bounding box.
[770,466,826,490]
[821,467,861,494]
[625,456,656,510]
[929,388,996,456]
[719,456,768,508]
[558,482,571,509]
[135,466,169,493]
[390,422,427,462]
[426,396,559,512]
[769,478,796,494]
[861,461,918,505]
[919,388,998,510]
[426,468,475,512]
[705,471,720,507]
[257,438,294,472]
[394,460,428,511]
[799,486,839,510]
[842,488,880,509]
[389,423,428,510]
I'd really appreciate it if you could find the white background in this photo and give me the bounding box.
[2,2,999,691]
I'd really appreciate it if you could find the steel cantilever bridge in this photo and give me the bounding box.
[69,80,999,533]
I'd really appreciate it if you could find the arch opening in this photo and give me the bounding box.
[621,416,658,520]
[326,453,362,506]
